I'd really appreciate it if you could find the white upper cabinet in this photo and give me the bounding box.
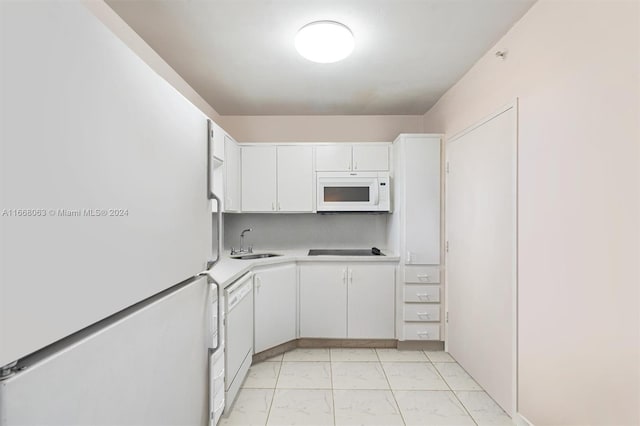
[210,120,225,161]
[315,144,353,171]
[236,143,389,212]
[352,145,389,171]
[315,144,389,171]
[404,137,440,264]
[390,135,441,265]
[224,135,242,212]
[241,146,277,212]
[241,145,314,212]
[277,146,314,212]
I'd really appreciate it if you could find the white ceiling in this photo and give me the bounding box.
[106,0,534,115]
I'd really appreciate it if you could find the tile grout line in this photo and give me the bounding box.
[443,358,514,424]
[329,348,337,426]
[377,349,408,426]
[430,360,479,426]
[263,358,282,426]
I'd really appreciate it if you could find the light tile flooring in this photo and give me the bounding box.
[220,348,513,426]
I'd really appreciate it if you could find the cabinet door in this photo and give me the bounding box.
[211,120,225,160]
[315,145,352,171]
[299,264,347,338]
[277,146,313,212]
[241,146,277,212]
[224,135,241,212]
[352,145,389,171]
[254,264,297,353]
[347,264,395,338]
[404,137,440,264]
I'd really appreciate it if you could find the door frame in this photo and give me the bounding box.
[443,99,519,416]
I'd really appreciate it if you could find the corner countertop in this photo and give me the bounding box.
[207,249,399,289]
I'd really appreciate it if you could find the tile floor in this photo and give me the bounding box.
[220,348,513,426]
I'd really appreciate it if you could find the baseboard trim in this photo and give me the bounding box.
[513,412,534,426]
[297,338,397,348]
[252,340,298,363]
[253,338,447,362]
[397,340,445,351]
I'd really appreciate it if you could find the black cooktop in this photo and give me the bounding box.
[308,248,384,256]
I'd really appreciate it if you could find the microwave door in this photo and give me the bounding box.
[318,179,377,211]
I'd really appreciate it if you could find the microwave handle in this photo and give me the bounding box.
[373,181,380,205]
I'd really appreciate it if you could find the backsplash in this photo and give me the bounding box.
[223,213,389,250]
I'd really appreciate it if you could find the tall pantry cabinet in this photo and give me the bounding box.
[389,134,443,341]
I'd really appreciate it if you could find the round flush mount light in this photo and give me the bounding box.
[295,21,354,63]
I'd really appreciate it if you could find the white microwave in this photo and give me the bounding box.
[316,172,391,212]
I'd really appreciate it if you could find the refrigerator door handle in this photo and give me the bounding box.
[207,193,222,270]
[198,273,221,352]
[206,119,222,271]
[207,119,214,200]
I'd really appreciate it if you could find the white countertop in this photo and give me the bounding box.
[207,249,399,288]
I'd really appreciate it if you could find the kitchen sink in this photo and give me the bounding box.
[231,253,282,260]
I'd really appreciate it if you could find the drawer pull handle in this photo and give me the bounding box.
[417,274,430,281]
[417,312,430,317]
[416,293,430,300]
[417,331,430,338]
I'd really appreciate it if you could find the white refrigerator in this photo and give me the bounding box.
[0,2,222,424]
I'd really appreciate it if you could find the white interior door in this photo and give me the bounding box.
[446,105,517,415]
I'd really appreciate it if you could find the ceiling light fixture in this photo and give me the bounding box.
[295,21,354,63]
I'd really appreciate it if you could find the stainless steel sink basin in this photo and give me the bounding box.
[231,253,282,260]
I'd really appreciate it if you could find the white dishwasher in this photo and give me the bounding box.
[224,273,253,412]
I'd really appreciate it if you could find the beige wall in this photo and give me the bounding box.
[83,1,221,122]
[219,115,423,142]
[423,1,640,424]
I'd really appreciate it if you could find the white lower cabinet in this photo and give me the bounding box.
[299,264,347,338]
[403,284,440,303]
[300,263,395,339]
[403,323,440,340]
[253,264,297,353]
[347,264,395,338]
[403,304,440,322]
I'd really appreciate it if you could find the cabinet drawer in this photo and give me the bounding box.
[404,285,440,302]
[403,323,440,340]
[404,265,440,283]
[403,304,440,322]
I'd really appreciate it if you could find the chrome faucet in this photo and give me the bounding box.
[231,228,253,255]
